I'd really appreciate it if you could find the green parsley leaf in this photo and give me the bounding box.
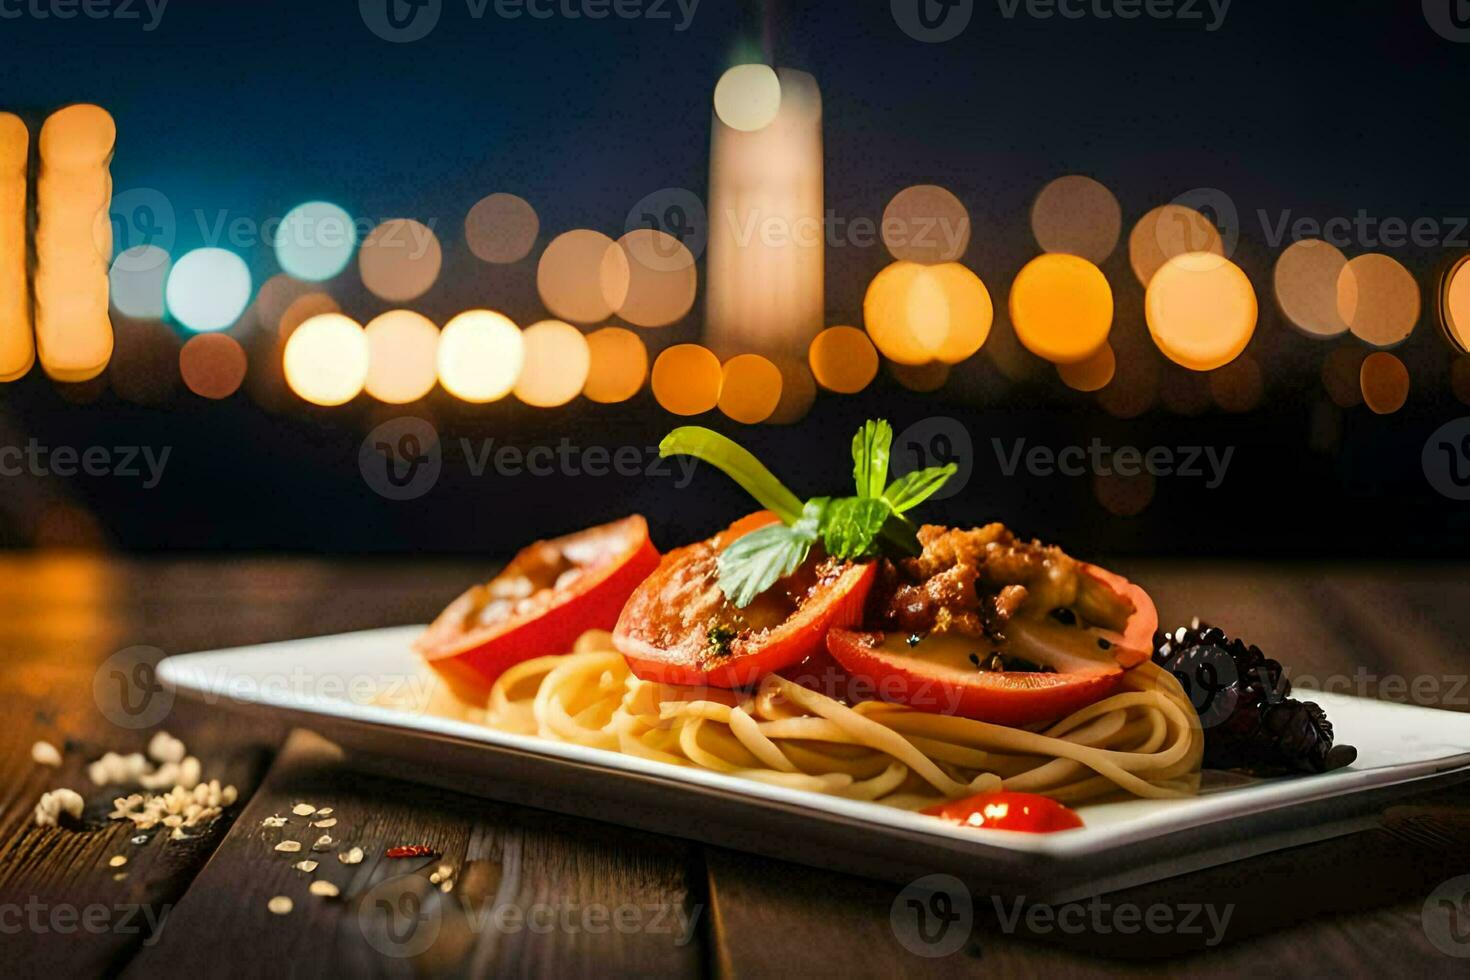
[883,464,958,514]
[821,497,892,559]
[715,499,827,608]
[851,419,893,499]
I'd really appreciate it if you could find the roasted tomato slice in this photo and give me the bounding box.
[923,792,1083,833]
[827,564,1158,725]
[416,515,661,700]
[614,512,877,689]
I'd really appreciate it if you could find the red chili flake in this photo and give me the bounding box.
[385,845,436,859]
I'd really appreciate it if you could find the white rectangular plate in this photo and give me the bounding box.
[160,626,1470,901]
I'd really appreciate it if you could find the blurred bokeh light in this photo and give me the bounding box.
[166,247,252,333]
[652,344,721,416]
[359,218,442,302]
[1030,175,1121,264]
[718,353,783,424]
[1009,253,1112,364]
[109,245,170,320]
[274,201,356,282]
[179,332,248,400]
[1360,351,1409,414]
[1129,204,1223,288]
[610,229,697,327]
[284,312,369,406]
[713,64,782,132]
[1145,253,1256,371]
[1274,239,1349,338]
[1057,342,1115,392]
[515,320,590,408]
[465,192,540,264]
[364,310,439,404]
[882,185,970,264]
[1338,253,1418,348]
[809,325,878,394]
[582,327,648,404]
[437,309,523,403]
[539,229,622,324]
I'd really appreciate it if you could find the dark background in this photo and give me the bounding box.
[0,0,1465,559]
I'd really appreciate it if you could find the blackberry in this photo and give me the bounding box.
[1153,620,1356,775]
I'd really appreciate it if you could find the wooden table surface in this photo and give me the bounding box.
[4,555,1470,978]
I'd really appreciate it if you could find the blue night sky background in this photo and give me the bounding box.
[0,1,1466,555]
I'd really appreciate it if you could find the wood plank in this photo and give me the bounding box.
[0,555,491,977]
[127,730,707,979]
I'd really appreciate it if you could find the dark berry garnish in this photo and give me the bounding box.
[1153,619,1356,776]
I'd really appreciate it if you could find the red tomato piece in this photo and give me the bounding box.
[826,628,1124,725]
[416,515,661,700]
[923,792,1083,833]
[614,512,877,689]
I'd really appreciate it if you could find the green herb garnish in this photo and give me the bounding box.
[706,624,738,656]
[660,419,957,608]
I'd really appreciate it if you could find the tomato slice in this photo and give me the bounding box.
[923,791,1083,833]
[614,512,877,688]
[416,515,661,700]
[826,564,1158,726]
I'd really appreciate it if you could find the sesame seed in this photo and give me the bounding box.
[31,741,62,767]
[261,815,288,828]
[294,860,319,873]
[312,818,337,829]
[267,896,293,915]
[338,847,364,865]
[311,834,334,851]
[108,855,128,868]
[274,840,302,853]
[308,880,340,898]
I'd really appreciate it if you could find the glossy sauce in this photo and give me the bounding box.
[923,791,1083,833]
[879,614,1123,676]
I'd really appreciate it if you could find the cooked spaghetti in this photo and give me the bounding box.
[483,630,1204,809]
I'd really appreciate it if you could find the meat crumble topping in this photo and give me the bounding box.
[868,524,1080,642]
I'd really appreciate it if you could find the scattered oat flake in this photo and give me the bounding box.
[113,872,128,882]
[294,860,319,873]
[108,855,128,868]
[339,847,364,865]
[31,741,62,767]
[267,896,293,915]
[440,879,454,893]
[436,863,453,879]
[312,818,337,829]
[274,840,302,853]
[311,834,334,851]
[308,880,340,898]
[261,815,288,828]
[291,804,316,817]
[316,807,333,816]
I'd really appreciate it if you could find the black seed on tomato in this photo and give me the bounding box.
[968,653,982,668]
[1050,608,1077,626]
[1097,637,1112,650]
[907,633,924,648]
